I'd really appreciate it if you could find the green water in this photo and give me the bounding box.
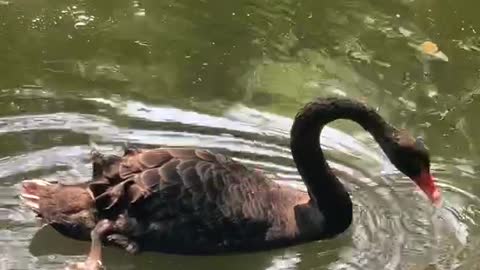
[1,0,480,269]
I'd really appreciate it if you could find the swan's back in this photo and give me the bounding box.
[89,148,311,253]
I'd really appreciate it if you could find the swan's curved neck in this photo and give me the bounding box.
[290,98,394,237]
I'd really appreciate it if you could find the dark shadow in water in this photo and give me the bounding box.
[29,224,349,270]
[29,226,90,256]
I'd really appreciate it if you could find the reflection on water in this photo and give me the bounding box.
[1,0,480,269]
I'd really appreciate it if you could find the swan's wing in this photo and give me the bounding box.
[89,148,276,222]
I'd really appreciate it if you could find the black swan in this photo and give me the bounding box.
[19,97,440,270]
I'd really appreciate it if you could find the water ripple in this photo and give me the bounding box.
[0,98,477,270]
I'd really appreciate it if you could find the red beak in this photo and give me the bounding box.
[413,170,441,205]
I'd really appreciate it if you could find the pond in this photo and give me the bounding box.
[1,0,480,269]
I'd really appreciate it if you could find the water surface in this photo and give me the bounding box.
[1,0,480,269]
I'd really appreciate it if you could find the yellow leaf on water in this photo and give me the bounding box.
[420,41,449,62]
[421,41,439,55]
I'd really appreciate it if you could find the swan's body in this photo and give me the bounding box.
[19,97,440,270]
[48,148,324,253]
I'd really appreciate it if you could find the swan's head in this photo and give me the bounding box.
[390,131,441,204]
[19,179,97,240]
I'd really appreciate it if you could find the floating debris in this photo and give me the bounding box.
[421,41,449,62]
